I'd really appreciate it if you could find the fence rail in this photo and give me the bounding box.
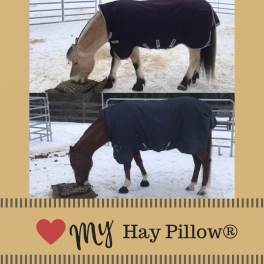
[29,0,235,26]
[30,95,53,142]
[208,0,235,15]
[29,0,99,25]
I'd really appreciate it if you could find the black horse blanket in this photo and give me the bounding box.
[99,0,220,59]
[101,97,217,165]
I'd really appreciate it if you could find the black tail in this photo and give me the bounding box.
[200,26,217,79]
[206,130,212,184]
[208,130,212,160]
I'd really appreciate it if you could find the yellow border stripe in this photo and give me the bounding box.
[0,255,263,264]
[0,198,263,208]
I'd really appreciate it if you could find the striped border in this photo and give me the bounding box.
[0,255,263,264]
[0,198,263,208]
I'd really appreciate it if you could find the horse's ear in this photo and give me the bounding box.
[66,46,73,61]
[75,37,79,44]
[70,146,75,152]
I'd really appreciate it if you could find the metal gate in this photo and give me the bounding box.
[208,0,235,15]
[29,0,235,26]
[29,0,99,25]
[30,95,53,142]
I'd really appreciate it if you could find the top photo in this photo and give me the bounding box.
[30,0,235,94]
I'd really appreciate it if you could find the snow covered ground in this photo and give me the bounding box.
[29,122,234,198]
[29,13,234,93]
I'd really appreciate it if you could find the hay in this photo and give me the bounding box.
[51,183,98,198]
[46,78,107,94]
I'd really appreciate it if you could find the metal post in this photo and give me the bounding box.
[101,91,105,109]
[61,0,64,22]
[46,93,53,141]
[218,147,222,156]
[44,97,49,142]
[230,106,235,157]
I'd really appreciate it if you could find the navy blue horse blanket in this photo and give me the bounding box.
[99,0,220,59]
[101,97,217,165]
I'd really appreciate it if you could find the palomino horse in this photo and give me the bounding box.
[67,0,220,91]
[69,97,216,196]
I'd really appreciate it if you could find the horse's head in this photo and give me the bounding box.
[66,40,95,84]
[69,146,93,185]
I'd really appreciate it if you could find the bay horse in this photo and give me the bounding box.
[69,97,216,196]
[66,0,219,91]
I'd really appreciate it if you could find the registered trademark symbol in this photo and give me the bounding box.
[223,224,238,239]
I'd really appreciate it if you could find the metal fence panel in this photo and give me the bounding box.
[30,95,53,142]
[29,0,235,26]
[29,0,99,25]
[208,0,235,15]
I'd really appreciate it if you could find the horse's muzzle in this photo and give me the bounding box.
[70,76,87,84]
[76,179,85,186]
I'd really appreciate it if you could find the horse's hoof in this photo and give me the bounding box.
[177,84,188,91]
[119,186,129,194]
[197,186,206,195]
[104,78,115,89]
[132,84,144,92]
[197,190,206,196]
[186,186,195,191]
[140,180,150,187]
[132,79,145,92]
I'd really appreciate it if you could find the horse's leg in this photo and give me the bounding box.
[196,152,211,195]
[133,151,149,187]
[119,162,132,194]
[197,130,213,195]
[192,58,201,84]
[192,71,200,84]
[130,47,146,91]
[104,55,121,89]
[178,48,200,91]
[186,154,202,191]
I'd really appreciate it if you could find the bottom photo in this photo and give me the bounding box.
[29,91,235,199]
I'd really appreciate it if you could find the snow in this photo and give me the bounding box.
[29,13,234,93]
[30,122,234,198]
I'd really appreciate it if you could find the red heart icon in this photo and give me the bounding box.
[36,219,66,244]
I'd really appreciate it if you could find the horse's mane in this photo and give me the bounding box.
[71,117,107,154]
[72,119,99,151]
[73,127,91,150]
[66,13,98,61]
[78,13,98,42]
